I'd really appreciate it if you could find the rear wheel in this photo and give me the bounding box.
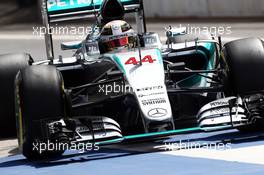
[0,53,32,138]
[15,65,66,160]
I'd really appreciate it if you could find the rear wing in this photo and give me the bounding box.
[41,0,146,60]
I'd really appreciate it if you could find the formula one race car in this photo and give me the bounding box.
[0,0,264,160]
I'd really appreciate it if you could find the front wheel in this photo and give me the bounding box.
[15,65,66,160]
[0,53,32,138]
[222,38,264,131]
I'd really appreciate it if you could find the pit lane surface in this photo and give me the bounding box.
[1,130,264,175]
[0,21,264,174]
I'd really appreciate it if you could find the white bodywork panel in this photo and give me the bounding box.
[107,48,173,123]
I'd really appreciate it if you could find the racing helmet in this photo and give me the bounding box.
[99,20,137,53]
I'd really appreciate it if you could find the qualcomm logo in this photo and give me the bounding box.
[148,108,167,117]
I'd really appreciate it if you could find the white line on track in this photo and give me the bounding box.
[0,139,18,158]
[162,145,264,165]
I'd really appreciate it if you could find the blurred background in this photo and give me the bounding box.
[0,0,264,24]
[144,0,264,18]
[0,0,263,59]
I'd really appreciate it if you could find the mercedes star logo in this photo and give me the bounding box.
[148,108,168,117]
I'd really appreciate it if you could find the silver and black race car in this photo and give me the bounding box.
[0,0,264,160]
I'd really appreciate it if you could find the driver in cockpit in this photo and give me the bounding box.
[98,20,137,53]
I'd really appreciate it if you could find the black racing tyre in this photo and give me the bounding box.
[15,65,66,160]
[0,53,32,138]
[222,38,264,131]
[222,38,264,96]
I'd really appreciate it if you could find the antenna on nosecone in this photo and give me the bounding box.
[92,0,99,25]
[137,35,142,66]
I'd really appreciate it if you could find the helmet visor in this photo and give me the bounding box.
[103,36,136,51]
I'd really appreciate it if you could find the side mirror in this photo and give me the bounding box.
[166,26,187,38]
[83,40,100,56]
[61,41,82,50]
[141,32,162,49]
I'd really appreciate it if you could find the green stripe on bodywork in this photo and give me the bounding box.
[97,125,234,146]
[97,127,201,145]
[124,126,200,140]
[199,43,216,87]
[178,42,216,87]
[47,0,137,12]
[156,49,163,65]
[113,54,126,74]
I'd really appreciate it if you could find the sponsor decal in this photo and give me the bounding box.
[76,126,89,132]
[125,55,156,65]
[137,85,163,92]
[142,98,166,106]
[112,25,120,31]
[210,101,229,107]
[138,92,165,98]
[209,108,229,115]
[47,0,133,12]
[148,108,168,117]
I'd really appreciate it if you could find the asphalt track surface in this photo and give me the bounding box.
[0,21,264,174]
